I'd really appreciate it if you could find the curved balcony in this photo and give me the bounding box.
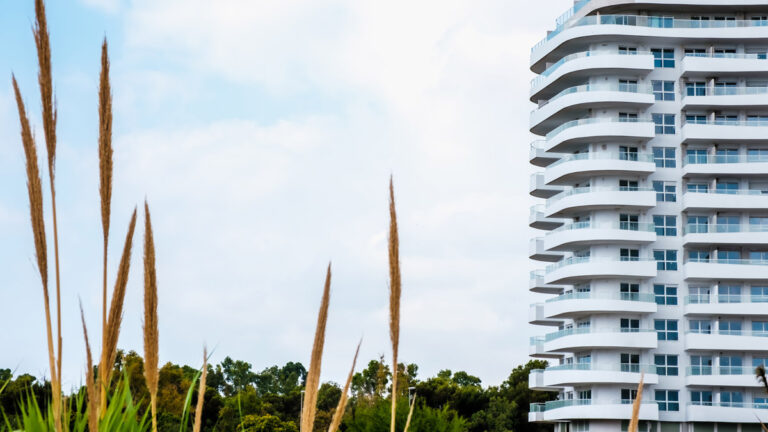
[535,327,658,353]
[544,221,656,251]
[529,204,566,231]
[545,257,657,285]
[530,84,654,135]
[683,86,768,110]
[683,120,768,144]
[528,369,561,392]
[529,270,565,295]
[530,51,654,101]
[530,172,565,199]
[683,153,768,176]
[529,399,659,423]
[529,336,565,359]
[531,14,768,72]
[685,329,768,351]
[685,366,763,388]
[529,237,565,262]
[545,187,656,218]
[684,292,768,316]
[545,152,655,185]
[529,141,562,168]
[528,303,564,327]
[686,403,768,423]
[539,291,657,320]
[683,190,768,212]
[682,53,768,78]
[684,259,768,281]
[530,363,658,390]
[683,223,768,247]
[544,117,654,153]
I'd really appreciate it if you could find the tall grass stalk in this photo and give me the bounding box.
[404,394,416,432]
[143,201,159,432]
[79,301,99,432]
[327,339,361,432]
[388,177,402,432]
[627,374,644,432]
[193,347,207,432]
[300,264,332,432]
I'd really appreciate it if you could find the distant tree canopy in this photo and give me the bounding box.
[0,353,554,432]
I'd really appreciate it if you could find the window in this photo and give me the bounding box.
[718,250,740,262]
[720,356,743,375]
[716,215,740,232]
[721,391,743,407]
[654,284,677,305]
[718,114,739,124]
[654,249,677,270]
[619,146,639,161]
[686,82,707,96]
[619,214,639,231]
[689,250,710,262]
[756,397,768,409]
[621,318,640,333]
[688,216,708,233]
[619,179,638,191]
[715,148,739,163]
[620,282,639,300]
[653,147,676,167]
[619,79,638,92]
[686,114,707,125]
[619,112,638,122]
[654,355,678,376]
[748,149,768,162]
[690,355,713,375]
[653,181,676,202]
[719,319,742,335]
[753,357,768,368]
[653,215,677,236]
[651,48,675,68]
[687,183,708,193]
[620,248,639,262]
[619,46,638,55]
[716,181,739,194]
[655,390,679,411]
[621,388,638,404]
[752,321,768,336]
[689,319,712,334]
[652,81,675,101]
[572,421,589,432]
[752,286,768,302]
[578,389,591,400]
[689,286,711,304]
[649,16,674,28]
[751,251,768,262]
[652,113,675,134]
[691,391,713,406]
[718,284,741,303]
[655,319,678,340]
[685,48,706,57]
[621,353,640,372]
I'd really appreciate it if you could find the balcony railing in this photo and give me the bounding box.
[549,221,655,234]
[685,189,768,197]
[685,293,768,304]
[533,15,768,54]
[684,223,768,234]
[545,116,652,140]
[547,186,655,206]
[549,151,654,168]
[684,119,768,127]
[545,363,657,374]
[530,399,591,412]
[531,49,651,88]
[684,154,768,165]
[684,86,768,97]
[684,53,768,60]
[538,327,655,343]
[545,256,654,273]
[545,291,656,303]
[685,365,753,376]
[686,258,768,266]
[686,329,768,337]
[688,402,768,409]
[535,83,653,110]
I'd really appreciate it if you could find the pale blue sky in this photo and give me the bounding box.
[0,0,572,389]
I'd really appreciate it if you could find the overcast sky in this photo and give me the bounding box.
[0,0,573,389]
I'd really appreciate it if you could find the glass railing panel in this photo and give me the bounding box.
[545,117,653,140]
[548,152,654,168]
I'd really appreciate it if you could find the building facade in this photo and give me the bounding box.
[527,2,768,432]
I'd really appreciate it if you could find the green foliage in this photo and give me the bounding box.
[238,414,298,432]
[344,397,465,432]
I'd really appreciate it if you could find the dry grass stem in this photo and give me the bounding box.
[98,37,114,357]
[100,208,138,414]
[79,301,99,432]
[300,264,332,432]
[628,373,644,432]
[12,75,60,431]
[387,177,401,432]
[404,394,416,432]
[143,201,159,432]
[193,347,207,432]
[327,339,362,432]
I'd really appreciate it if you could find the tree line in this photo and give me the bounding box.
[0,353,555,432]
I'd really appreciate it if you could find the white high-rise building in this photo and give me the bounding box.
[527,2,768,432]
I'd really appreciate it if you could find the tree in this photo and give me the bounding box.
[239,413,298,432]
[220,357,257,396]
